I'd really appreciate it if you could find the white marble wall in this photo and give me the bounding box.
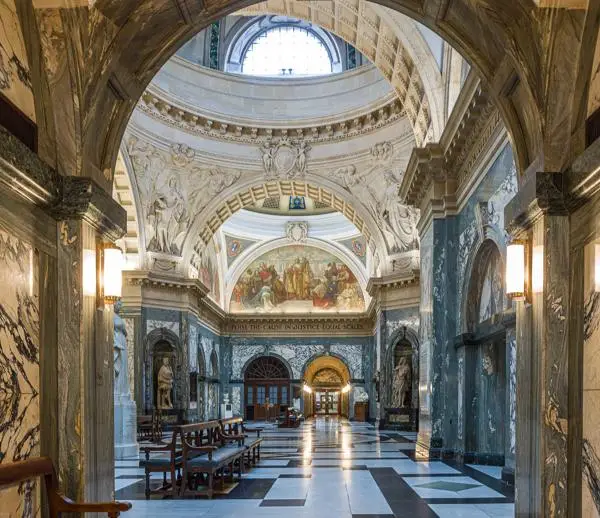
[0,229,39,517]
[583,242,600,517]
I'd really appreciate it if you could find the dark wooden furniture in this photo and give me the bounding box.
[137,410,163,443]
[354,402,368,422]
[179,421,246,499]
[278,408,302,428]
[141,427,182,499]
[220,417,263,465]
[0,457,131,517]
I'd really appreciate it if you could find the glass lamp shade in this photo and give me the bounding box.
[341,383,351,394]
[506,243,525,297]
[303,384,312,394]
[103,245,123,302]
[532,245,544,294]
[82,249,96,297]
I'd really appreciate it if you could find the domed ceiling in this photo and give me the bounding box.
[115,8,469,313]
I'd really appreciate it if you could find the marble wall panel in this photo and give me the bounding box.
[588,35,600,118]
[419,227,433,421]
[582,242,600,516]
[189,323,198,371]
[0,228,39,517]
[125,318,135,398]
[231,385,242,416]
[0,0,35,120]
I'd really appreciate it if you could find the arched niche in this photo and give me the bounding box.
[382,326,419,431]
[243,356,291,420]
[143,327,183,416]
[303,354,351,417]
[465,239,505,333]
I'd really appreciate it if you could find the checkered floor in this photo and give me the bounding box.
[115,417,514,517]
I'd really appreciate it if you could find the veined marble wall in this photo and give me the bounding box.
[0,228,40,517]
[583,242,600,516]
[0,0,35,120]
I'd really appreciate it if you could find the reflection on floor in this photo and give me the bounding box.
[115,417,514,518]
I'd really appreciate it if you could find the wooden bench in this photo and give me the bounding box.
[140,427,182,499]
[179,420,246,499]
[220,417,263,465]
[0,457,131,517]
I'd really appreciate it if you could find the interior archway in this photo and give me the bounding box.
[244,356,291,420]
[303,355,351,417]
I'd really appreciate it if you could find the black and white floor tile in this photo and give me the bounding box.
[115,417,514,517]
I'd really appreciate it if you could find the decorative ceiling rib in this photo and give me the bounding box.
[190,180,372,269]
[236,0,436,145]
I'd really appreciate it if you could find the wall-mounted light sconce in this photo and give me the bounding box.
[303,384,312,394]
[341,383,352,394]
[506,242,525,298]
[102,243,123,303]
[532,245,544,294]
[82,249,97,297]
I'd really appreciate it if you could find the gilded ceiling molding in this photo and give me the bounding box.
[236,0,436,145]
[138,90,406,145]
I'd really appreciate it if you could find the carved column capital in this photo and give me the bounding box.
[0,125,126,240]
[505,172,568,236]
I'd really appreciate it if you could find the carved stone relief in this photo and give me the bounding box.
[331,162,419,254]
[260,139,310,179]
[126,135,242,257]
[286,221,308,243]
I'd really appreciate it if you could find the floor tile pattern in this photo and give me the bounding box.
[115,418,514,517]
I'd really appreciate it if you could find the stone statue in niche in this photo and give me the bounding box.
[157,357,174,409]
[113,301,130,396]
[392,356,411,408]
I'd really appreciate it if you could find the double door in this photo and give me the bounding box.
[245,382,289,420]
[315,390,339,415]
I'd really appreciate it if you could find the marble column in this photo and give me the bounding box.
[0,126,127,507]
[506,172,572,517]
[416,216,458,458]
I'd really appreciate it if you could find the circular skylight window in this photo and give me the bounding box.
[242,27,333,77]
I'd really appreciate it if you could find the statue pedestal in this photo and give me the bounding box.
[114,394,139,460]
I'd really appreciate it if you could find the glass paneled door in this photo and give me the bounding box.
[315,390,339,415]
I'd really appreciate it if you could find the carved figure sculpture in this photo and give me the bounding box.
[157,357,174,409]
[381,171,419,252]
[260,142,275,177]
[392,356,411,408]
[113,300,129,396]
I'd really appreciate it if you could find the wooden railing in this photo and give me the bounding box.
[0,457,131,517]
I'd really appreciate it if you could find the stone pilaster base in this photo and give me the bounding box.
[114,396,139,460]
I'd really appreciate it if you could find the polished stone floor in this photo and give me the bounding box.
[115,417,514,517]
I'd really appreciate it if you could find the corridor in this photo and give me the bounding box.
[115,418,514,518]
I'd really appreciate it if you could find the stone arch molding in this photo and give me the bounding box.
[120,131,419,275]
[240,353,294,381]
[236,0,444,145]
[223,236,371,310]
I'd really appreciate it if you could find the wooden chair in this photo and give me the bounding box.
[0,457,131,517]
[141,427,182,499]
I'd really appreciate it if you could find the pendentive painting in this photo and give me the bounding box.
[230,245,365,313]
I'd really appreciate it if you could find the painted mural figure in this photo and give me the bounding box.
[157,357,174,409]
[392,356,411,408]
[113,301,129,396]
[230,245,364,313]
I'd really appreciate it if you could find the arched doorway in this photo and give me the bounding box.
[303,355,351,418]
[244,356,291,421]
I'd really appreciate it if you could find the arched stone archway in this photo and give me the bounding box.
[22,0,599,197]
[303,354,352,417]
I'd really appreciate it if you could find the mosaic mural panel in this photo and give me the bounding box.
[230,245,364,313]
[0,229,39,517]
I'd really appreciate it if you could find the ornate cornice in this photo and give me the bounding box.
[399,72,504,232]
[138,90,407,145]
[124,269,211,298]
[366,270,420,296]
[223,314,375,337]
[0,125,126,240]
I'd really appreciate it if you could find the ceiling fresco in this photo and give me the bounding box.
[230,245,365,314]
